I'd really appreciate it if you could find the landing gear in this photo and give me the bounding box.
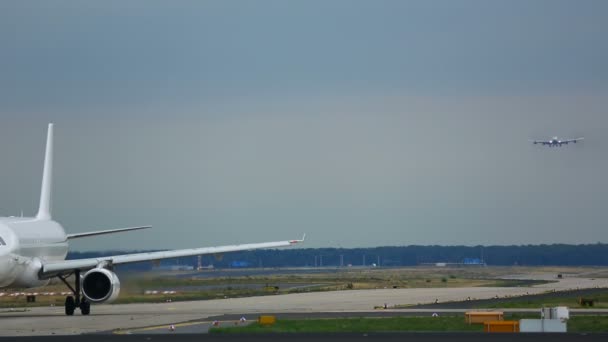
[58,269,90,316]
[65,296,75,316]
[79,299,90,315]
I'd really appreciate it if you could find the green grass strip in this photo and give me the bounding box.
[211,315,608,334]
[210,317,483,334]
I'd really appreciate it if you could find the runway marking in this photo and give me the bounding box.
[113,320,239,335]
[114,322,203,334]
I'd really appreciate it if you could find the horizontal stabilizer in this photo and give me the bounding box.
[66,226,151,239]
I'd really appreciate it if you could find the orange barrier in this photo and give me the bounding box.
[258,315,277,325]
[465,311,504,324]
[484,320,519,333]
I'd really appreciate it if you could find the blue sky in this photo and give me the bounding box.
[1,1,607,250]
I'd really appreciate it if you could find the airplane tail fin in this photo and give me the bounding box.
[36,123,54,221]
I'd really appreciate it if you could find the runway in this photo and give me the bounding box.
[0,275,606,336]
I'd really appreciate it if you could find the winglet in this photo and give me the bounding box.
[289,233,306,245]
[36,123,54,221]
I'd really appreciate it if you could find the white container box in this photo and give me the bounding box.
[520,319,567,333]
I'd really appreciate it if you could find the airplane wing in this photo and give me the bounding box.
[40,235,305,278]
[561,137,584,144]
[530,140,550,145]
[66,226,152,239]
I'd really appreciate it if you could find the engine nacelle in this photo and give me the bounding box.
[81,268,120,303]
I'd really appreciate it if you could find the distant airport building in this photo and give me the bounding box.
[156,265,194,271]
[420,258,486,267]
[463,258,485,265]
[230,261,250,268]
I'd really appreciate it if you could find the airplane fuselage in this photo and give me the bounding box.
[550,138,561,146]
[0,217,68,288]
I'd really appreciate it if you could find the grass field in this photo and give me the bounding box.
[478,291,608,309]
[569,316,608,332]
[125,267,553,291]
[210,315,608,334]
[210,317,484,334]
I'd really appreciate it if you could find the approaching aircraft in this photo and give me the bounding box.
[0,124,304,315]
[531,136,584,147]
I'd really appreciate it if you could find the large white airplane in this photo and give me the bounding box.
[531,136,584,147]
[0,124,304,315]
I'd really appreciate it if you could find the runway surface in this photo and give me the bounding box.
[0,274,606,336]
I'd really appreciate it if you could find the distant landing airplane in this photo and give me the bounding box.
[531,136,584,147]
[0,124,304,316]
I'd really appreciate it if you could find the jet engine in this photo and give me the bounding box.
[81,268,120,303]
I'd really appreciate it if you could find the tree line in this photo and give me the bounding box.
[67,243,608,271]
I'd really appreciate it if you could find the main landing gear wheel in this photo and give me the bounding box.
[79,299,91,315]
[65,296,75,316]
[59,269,91,316]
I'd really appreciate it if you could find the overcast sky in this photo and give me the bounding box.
[1,1,607,250]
